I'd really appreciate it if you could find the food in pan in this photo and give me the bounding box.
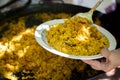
[46,16,110,56]
[0,13,101,80]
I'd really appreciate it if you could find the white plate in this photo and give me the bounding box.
[34,19,117,60]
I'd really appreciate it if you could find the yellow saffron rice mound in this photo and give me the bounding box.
[46,16,110,56]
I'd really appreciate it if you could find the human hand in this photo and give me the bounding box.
[82,48,120,72]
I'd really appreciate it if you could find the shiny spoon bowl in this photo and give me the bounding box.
[73,0,103,23]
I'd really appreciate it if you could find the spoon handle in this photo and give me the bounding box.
[89,0,103,13]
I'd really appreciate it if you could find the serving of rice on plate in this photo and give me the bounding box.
[46,16,110,56]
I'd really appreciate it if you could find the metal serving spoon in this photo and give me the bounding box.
[74,0,103,23]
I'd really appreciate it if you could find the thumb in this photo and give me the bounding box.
[100,48,111,58]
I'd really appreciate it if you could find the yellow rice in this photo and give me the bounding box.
[46,16,109,56]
